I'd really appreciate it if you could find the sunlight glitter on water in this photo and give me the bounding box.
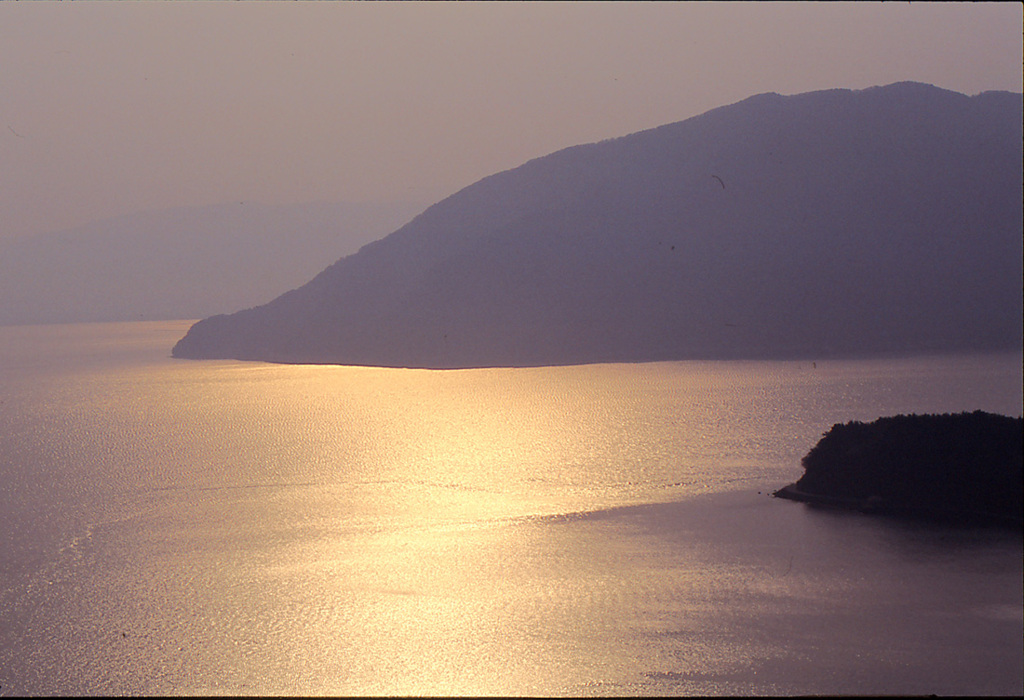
[0,322,1020,695]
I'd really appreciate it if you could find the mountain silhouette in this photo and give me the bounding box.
[173,83,1023,368]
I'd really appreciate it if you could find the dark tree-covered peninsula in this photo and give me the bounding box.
[775,411,1023,527]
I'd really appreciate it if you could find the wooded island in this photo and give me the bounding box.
[776,411,1023,527]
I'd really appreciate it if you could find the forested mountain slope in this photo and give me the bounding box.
[173,83,1024,368]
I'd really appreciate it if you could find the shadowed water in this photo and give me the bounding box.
[0,322,1020,695]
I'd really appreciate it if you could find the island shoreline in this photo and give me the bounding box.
[773,483,1023,530]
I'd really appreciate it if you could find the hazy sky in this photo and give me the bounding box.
[1,1,1020,241]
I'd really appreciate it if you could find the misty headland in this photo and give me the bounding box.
[171,82,1023,368]
[0,202,423,327]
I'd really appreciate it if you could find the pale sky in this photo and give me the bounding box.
[1,1,1020,241]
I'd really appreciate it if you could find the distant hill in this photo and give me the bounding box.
[173,82,1024,368]
[0,201,423,326]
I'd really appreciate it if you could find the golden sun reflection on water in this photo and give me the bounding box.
[163,490,697,696]
[2,323,1020,695]
[161,360,729,519]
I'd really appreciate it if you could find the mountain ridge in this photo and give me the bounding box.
[173,82,1024,368]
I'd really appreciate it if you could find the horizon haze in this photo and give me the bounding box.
[1,2,1021,244]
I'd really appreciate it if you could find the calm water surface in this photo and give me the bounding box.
[0,321,1020,695]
